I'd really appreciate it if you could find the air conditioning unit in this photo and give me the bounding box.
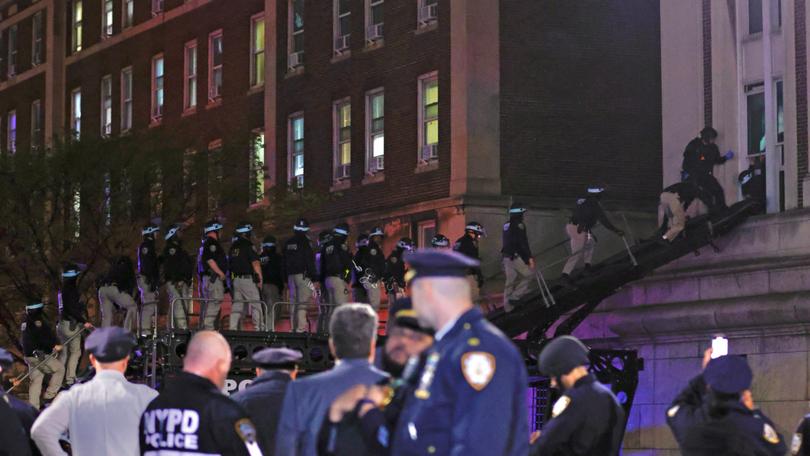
[370,155,384,173]
[366,23,384,43]
[335,164,350,180]
[294,174,304,189]
[334,35,350,53]
[418,4,438,24]
[288,51,304,70]
[421,144,438,162]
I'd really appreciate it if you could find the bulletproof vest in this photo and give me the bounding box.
[138,240,159,277]
[198,237,227,276]
[164,240,193,282]
[284,233,313,276]
[323,239,350,277]
[229,237,255,276]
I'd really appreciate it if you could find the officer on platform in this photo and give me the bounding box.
[259,235,284,331]
[682,127,734,211]
[454,221,486,303]
[137,224,161,334]
[502,202,535,311]
[98,255,137,329]
[391,249,529,456]
[284,218,317,333]
[352,234,370,303]
[198,220,228,330]
[161,223,194,330]
[667,349,786,455]
[385,237,414,302]
[358,226,386,310]
[322,223,353,322]
[430,234,450,249]
[232,348,302,454]
[58,262,93,387]
[21,302,64,410]
[228,222,264,331]
[739,155,766,211]
[316,230,335,321]
[530,336,624,456]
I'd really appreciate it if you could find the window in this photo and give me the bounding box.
[7,111,16,153]
[7,24,17,78]
[366,89,384,173]
[251,15,265,87]
[288,0,304,69]
[183,148,197,207]
[745,82,765,155]
[72,0,83,53]
[70,88,82,137]
[366,0,383,43]
[288,114,304,189]
[32,12,44,65]
[30,99,42,148]
[102,0,114,38]
[417,220,436,249]
[101,75,112,135]
[748,0,763,34]
[334,0,350,54]
[333,100,351,182]
[184,41,197,111]
[152,0,164,15]
[208,30,223,101]
[418,0,438,26]
[121,67,133,131]
[250,132,265,204]
[123,0,134,28]
[418,72,439,161]
[771,0,782,29]
[151,54,164,121]
[776,79,784,143]
[207,140,223,213]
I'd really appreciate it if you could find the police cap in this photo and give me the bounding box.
[85,327,137,363]
[397,237,415,250]
[700,126,718,140]
[165,223,182,240]
[0,348,13,368]
[465,222,486,236]
[252,347,303,370]
[509,203,527,214]
[430,234,449,248]
[204,219,224,233]
[26,302,45,312]
[537,335,590,377]
[318,231,333,244]
[294,218,310,232]
[262,235,277,248]
[704,355,752,394]
[370,226,384,238]
[333,222,350,237]
[388,298,433,335]
[142,224,160,236]
[356,233,369,247]
[235,221,253,234]
[63,262,82,278]
[404,249,480,282]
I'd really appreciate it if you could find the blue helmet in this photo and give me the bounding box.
[204,220,224,234]
[293,218,310,232]
[165,223,182,240]
[142,224,160,236]
[235,221,253,234]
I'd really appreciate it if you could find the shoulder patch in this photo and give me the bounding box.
[169,247,176,255]
[764,423,780,445]
[390,256,398,264]
[141,247,148,254]
[518,223,525,230]
[234,418,263,456]
[577,198,586,205]
[370,249,377,256]
[666,405,680,418]
[552,396,571,418]
[326,246,334,254]
[209,245,217,253]
[341,244,348,251]
[792,433,802,455]
[461,352,496,391]
[287,244,298,251]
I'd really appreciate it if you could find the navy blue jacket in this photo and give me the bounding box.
[501,218,533,264]
[232,371,293,455]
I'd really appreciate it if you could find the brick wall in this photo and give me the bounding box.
[797,0,808,208]
[499,0,662,209]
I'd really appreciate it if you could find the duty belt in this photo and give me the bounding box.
[233,274,252,279]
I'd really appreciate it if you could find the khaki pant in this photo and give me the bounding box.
[288,274,313,332]
[502,257,532,311]
[261,283,281,331]
[231,277,264,331]
[200,275,224,330]
[363,281,382,311]
[658,191,686,241]
[58,320,83,386]
[137,275,159,333]
[562,223,595,276]
[25,354,64,409]
[98,285,136,330]
[166,281,192,330]
[323,276,350,330]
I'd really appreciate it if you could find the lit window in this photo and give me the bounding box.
[334,100,351,182]
[121,67,133,131]
[7,110,16,153]
[418,72,438,161]
[208,30,223,101]
[289,114,304,189]
[366,89,384,174]
[288,0,304,69]
[7,24,17,78]
[32,12,44,65]
[101,75,112,136]
[418,0,438,27]
[30,99,42,148]
[251,15,265,87]
[123,0,134,28]
[103,0,114,38]
[334,0,350,54]
[151,54,164,121]
[152,0,164,15]
[250,132,266,204]
[776,79,784,143]
[184,41,197,111]
[745,82,765,155]
[72,0,83,53]
[366,0,383,43]
[70,88,82,137]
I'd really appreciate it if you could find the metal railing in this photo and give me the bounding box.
[169,297,269,332]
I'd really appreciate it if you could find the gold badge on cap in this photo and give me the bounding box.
[666,405,680,418]
[552,396,571,418]
[461,352,495,391]
[763,423,780,444]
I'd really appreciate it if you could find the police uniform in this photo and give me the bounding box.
[259,236,284,331]
[140,371,262,456]
[658,181,702,242]
[501,205,534,311]
[667,355,786,455]
[352,235,370,303]
[682,128,732,211]
[98,256,137,329]
[0,387,31,456]
[321,225,353,321]
[384,239,412,302]
[530,336,624,456]
[454,224,485,303]
[138,226,161,332]
[561,188,623,278]
[57,263,89,386]
[161,225,194,330]
[392,250,529,456]
[31,327,158,456]
[232,348,302,454]
[229,224,264,331]
[284,219,317,333]
[791,414,810,455]
[357,228,386,310]
[21,303,65,410]
[1,348,39,456]
[198,222,228,330]
[739,158,766,211]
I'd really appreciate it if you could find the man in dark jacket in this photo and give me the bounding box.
[137,224,161,333]
[284,218,318,333]
[321,223,354,328]
[1,348,38,456]
[356,227,386,310]
[561,188,624,283]
[502,203,535,311]
[682,127,734,211]
[232,348,302,454]
[454,222,486,303]
[383,238,413,303]
[352,234,370,303]
[58,262,93,386]
[98,255,137,329]
[259,235,284,331]
[161,223,194,330]
[21,302,64,409]
[657,181,707,242]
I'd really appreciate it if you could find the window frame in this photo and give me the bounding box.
[120,66,133,132]
[100,74,112,136]
[288,0,304,69]
[72,0,83,53]
[102,0,114,38]
[250,13,266,87]
[30,99,42,148]
[7,24,17,78]
[183,40,198,112]
[207,139,223,214]
[70,87,82,138]
[122,0,134,29]
[334,0,351,54]
[417,220,436,249]
[366,0,384,43]
[288,112,305,189]
[151,53,164,122]
[365,88,384,174]
[32,11,44,66]
[333,98,351,183]
[7,110,16,154]
[417,0,438,27]
[417,71,439,162]
[208,29,224,102]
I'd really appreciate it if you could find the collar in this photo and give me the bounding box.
[435,307,481,342]
[95,369,127,381]
[335,358,373,369]
[253,370,293,384]
[573,373,596,389]
[177,371,221,393]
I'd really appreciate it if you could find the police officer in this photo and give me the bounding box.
[561,187,624,283]
[502,203,535,311]
[161,223,194,330]
[1,348,38,456]
[431,234,450,249]
[198,220,228,330]
[530,336,624,455]
[657,181,704,243]
[357,226,386,310]
[140,331,263,456]
[259,235,284,332]
[58,262,93,386]
[315,230,334,329]
[682,127,734,211]
[98,255,137,329]
[229,222,264,331]
[454,222,486,303]
[232,348,302,454]
[321,223,353,323]
[21,302,64,410]
[137,224,161,334]
[739,155,766,212]
[385,237,413,302]
[667,349,786,455]
[391,250,529,456]
[352,234,370,303]
[284,218,317,333]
